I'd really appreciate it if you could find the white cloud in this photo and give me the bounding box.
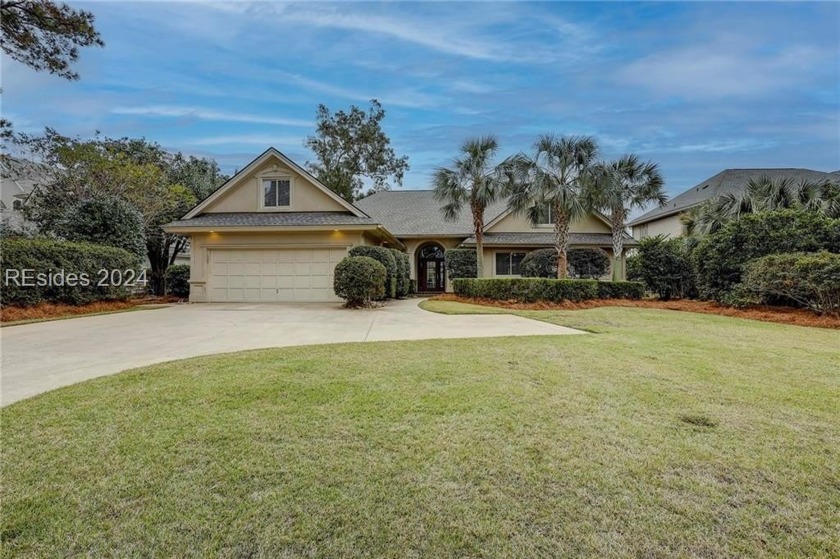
[111,105,311,127]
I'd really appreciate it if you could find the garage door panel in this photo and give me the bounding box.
[209,248,343,302]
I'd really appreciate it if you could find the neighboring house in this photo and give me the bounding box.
[0,155,49,234]
[629,168,840,240]
[164,147,634,303]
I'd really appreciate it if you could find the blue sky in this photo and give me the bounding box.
[3,1,839,206]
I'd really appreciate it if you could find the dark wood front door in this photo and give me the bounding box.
[417,244,445,292]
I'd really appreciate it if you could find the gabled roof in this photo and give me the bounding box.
[355,190,509,236]
[459,232,637,248]
[182,147,368,219]
[629,168,838,227]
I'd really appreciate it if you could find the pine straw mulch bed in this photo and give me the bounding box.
[1,296,181,324]
[430,294,840,330]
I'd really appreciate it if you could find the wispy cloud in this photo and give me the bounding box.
[111,105,311,127]
[186,134,306,147]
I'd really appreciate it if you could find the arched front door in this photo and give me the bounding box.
[417,243,446,292]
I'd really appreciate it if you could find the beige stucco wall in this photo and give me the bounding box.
[488,211,611,234]
[187,230,367,302]
[632,214,684,240]
[202,158,347,214]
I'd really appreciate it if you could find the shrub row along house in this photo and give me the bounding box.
[164,148,632,303]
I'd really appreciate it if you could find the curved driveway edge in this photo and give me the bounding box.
[1,299,583,406]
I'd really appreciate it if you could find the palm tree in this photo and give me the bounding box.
[432,135,513,278]
[685,175,839,237]
[507,134,598,279]
[586,154,665,280]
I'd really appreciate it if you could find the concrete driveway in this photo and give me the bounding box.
[1,299,583,406]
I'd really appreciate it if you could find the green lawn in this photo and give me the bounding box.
[2,307,839,558]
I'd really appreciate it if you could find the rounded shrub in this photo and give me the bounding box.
[165,264,191,298]
[333,256,387,307]
[348,245,397,299]
[521,249,557,278]
[54,195,146,257]
[568,248,610,279]
[444,249,477,279]
[728,251,840,315]
[633,236,696,300]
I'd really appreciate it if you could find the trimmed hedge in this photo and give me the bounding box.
[728,252,840,315]
[1,237,139,307]
[444,249,477,279]
[452,278,644,303]
[349,245,397,299]
[333,256,387,306]
[401,253,411,295]
[165,264,191,298]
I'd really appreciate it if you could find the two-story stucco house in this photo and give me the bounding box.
[164,148,634,302]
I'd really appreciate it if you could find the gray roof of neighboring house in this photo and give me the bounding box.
[629,168,840,227]
[459,232,637,248]
[166,212,376,228]
[355,189,509,236]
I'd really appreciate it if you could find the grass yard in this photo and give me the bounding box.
[2,306,839,558]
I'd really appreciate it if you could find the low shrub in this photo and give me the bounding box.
[453,278,597,303]
[633,236,696,300]
[693,210,840,301]
[727,252,840,315]
[444,249,477,279]
[520,248,610,279]
[349,245,397,299]
[0,237,139,307]
[333,256,387,307]
[165,264,191,298]
[596,281,645,300]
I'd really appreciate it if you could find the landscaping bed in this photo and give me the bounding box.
[430,294,840,329]
[0,296,179,325]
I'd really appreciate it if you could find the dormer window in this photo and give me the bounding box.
[262,178,291,208]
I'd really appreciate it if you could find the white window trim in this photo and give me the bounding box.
[494,250,528,277]
[258,174,294,211]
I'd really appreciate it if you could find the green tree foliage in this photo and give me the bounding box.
[0,0,103,80]
[18,129,227,294]
[444,248,477,280]
[730,252,840,315]
[506,135,598,278]
[632,236,696,300]
[333,256,387,307]
[433,136,515,277]
[305,100,409,201]
[585,154,665,279]
[54,194,145,257]
[692,210,840,301]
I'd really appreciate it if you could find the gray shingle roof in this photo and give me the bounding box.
[459,232,637,247]
[355,190,509,236]
[629,168,838,226]
[166,212,375,228]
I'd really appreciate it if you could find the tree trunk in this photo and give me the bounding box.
[553,202,570,279]
[472,203,485,278]
[611,207,626,281]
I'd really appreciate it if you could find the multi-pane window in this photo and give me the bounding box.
[263,178,291,208]
[535,204,552,225]
[496,252,526,276]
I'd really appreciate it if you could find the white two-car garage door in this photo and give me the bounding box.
[208,248,347,302]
